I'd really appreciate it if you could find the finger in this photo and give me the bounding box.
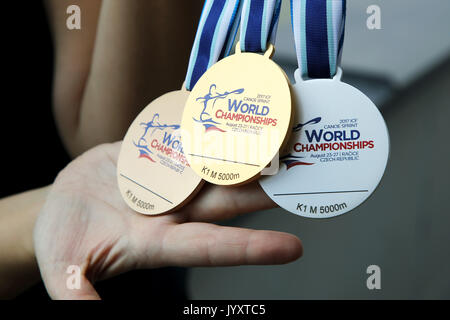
[59,276,101,300]
[103,141,122,162]
[159,223,302,267]
[180,181,277,222]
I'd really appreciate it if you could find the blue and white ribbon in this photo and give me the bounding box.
[185,0,242,91]
[240,0,282,53]
[291,0,346,79]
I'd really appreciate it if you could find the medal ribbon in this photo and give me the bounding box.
[240,0,282,53]
[291,0,346,79]
[185,0,243,91]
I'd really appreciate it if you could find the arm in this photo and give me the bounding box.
[45,0,203,157]
[0,187,50,299]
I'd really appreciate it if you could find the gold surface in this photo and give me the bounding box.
[117,90,204,215]
[181,45,292,185]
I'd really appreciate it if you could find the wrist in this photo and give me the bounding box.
[0,186,50,298]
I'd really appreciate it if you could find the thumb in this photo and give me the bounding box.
[40,264,101,300]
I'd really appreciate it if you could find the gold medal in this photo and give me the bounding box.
[181,43,292,185]
[117,88,204,215]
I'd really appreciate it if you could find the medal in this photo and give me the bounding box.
[117,89,203,215]
[259,0,390,218]
[181,0,292,186]
[117,0,242,215]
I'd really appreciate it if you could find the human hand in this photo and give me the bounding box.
[34,142,302,299]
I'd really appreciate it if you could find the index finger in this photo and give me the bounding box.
[179,181,277,223]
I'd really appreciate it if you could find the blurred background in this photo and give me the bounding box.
[2,0,449,300]
[188,0,450,299]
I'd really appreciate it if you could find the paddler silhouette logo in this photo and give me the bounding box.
[133,113,180,162]
[194,84,244,133]
[281,117,322,169]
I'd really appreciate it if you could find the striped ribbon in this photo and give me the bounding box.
[291,0,346,79]
[240,0,282,53]
[185,0,242,91]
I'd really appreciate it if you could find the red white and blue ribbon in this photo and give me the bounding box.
[185,0,242,91]
[291,0,346,79]
[240,0,282,53]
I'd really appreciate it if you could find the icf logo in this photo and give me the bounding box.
[280,117,321,170]
[282,116,375,170]
[134,114,180,162]
[194,84,244,133]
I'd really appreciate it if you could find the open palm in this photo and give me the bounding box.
[34,142,302,299]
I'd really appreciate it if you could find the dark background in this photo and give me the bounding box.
[1,3,66,196]
[1,2,186,300]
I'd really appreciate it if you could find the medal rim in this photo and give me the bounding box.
[181,51,293,186]
[259,75,390,219]
[117,89,205,216]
